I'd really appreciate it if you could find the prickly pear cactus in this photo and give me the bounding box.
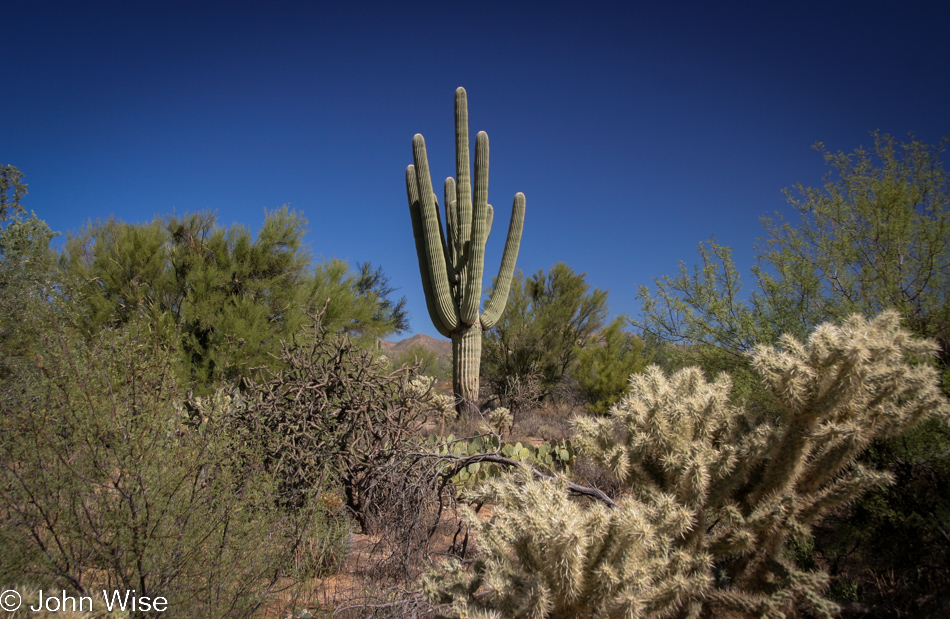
[421,434,575,488]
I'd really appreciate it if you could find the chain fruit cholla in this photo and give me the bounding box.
[405,87,526,415]
[424,312,950,617]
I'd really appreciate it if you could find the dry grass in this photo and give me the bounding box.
[259,506,471,618]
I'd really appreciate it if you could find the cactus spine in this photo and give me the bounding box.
[406,87,526,415]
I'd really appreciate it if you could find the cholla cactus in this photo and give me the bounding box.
[406,374,457,432]
[425,312,950,618]
[487,406,514,437]
[406,375,455,413]
[424,467,712,618]
[175,385,257,431]
[406,375,439,403]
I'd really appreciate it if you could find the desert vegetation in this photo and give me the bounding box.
[2,125,949,619]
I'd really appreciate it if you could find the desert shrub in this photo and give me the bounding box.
[425,312,949,618]
[0,210,58,381]
[0,314,328,618]
[482,263,609,403]
[814,415,950,613]
[290,494,352,578]
[572,316,651,415]
[494,371,545,418]
[241,316,428,534]
[186,390,352,580]
[392,343,451,384]
[512,406,573,443]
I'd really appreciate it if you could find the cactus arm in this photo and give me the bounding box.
[434,194,454,286]
[412,134,459,332]
[461,130,490,324]
[481,192,525,330]
[454,88,473,251]
[406,166,453,338]
[445,177,459,274]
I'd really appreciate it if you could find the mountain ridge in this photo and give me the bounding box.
[380,333,452,359]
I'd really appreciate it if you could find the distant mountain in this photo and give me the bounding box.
[380,333,452,359]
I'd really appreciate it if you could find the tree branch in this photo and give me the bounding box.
[409,451,619,508]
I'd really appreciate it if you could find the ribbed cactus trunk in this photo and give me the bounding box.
[405,88,525,416]
[452,325,483,417]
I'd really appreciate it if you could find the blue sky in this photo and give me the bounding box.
[5,1,949,339]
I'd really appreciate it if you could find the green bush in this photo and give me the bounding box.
[0,312,335,618]
[482,263,609,403]
[58,210,408,393]
[391,343,451,384]
[572,316,651,415]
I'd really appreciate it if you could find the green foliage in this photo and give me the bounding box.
[573,316,652,415]
[0,164,27,222]
[406,87,526,415]
[425,313,950,618]
[391,342,450,383]
[0,167,59,378]
[0,212,59,378]
[311,258,409,343]
[352,261,411,335]
[59,209,407,391]
[815,414,950,609]
[637,133,950,613]
[0,308,332,618]
[639,134,949,355]
[0,212,56,263]
[763,133,950,347]
[483,262,609,402]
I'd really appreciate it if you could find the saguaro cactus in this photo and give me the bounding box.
[405,87,526,415]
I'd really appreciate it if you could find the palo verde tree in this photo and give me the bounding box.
[405,87,526,415]
[1,164,28,222]
[0,166,59,380]
[638,132,949,384]
[60,209,407,391]
[573,315,652,414]
[482,262,610,404]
